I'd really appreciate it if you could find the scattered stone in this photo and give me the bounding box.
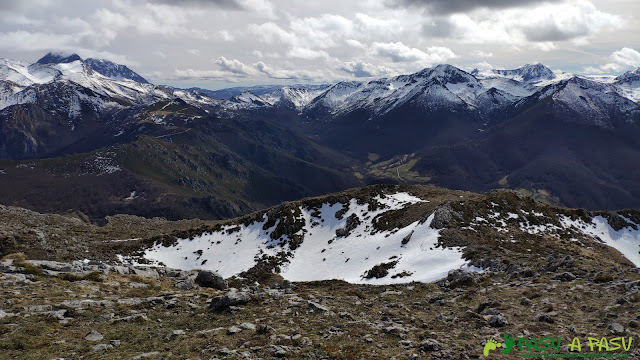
[431,204,459,229]
[91,344,112,352]
[265,344,288,358]
[26,260,75,272]
[477,301,498,313]
[384,324,408,335]
[554,272,577,282]
[256,324,272,334]
[616,298,629,305]
[133,352,160,359]
[110,340,121,346]
[400,339,413,347]
[338,311,355,320]
[210,290,251,312]
[534,313,554,323]
[0,309,15,319]
[131,267,159,278]
[195,270,228,290]
[24,305,53,313]
[117,298,146,306]
[402,230,414,245]
[429,296,446,305]
[629,320,639,329]
[446,269,479,288]
[239,322,256,330]
[308,301,329,312]
[85,330,104,342]
[227,326,242,335]
[488,314,508,327]
[608,323,624,335]
[218,348,235,356]
[128,282,149,288]
[420,339,442,352]
[111,266,130,275]
[279,280,292,289]
[110,314,150,323]
[521,297,531,306]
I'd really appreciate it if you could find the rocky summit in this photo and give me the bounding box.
[1,184,639,359]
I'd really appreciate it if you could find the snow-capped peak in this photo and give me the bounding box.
[85,58,149,84]
[615,68,640,83]
[260,85,330,110]
[0,52,174,112]
[222,91,272,110]
[36,52,83,65]
[613,68,640,103]
[492,63,556,83]
[429,64,475,83]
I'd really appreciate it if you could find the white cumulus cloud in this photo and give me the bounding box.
[371,41,456,64]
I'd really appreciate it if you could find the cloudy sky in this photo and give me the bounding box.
[0,0,638,89]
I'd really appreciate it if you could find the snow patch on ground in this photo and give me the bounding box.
[561,216,640,267]
[144,192,469,284]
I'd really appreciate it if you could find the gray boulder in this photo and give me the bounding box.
[85,330,104,342]
[210,290,250,312]
[554,272,577,282]
[195,270,228,290]
[488,314,508,327]
[419,339,442,352]
[534,313,554,323]
[446,268,479,288]
[131,267,159,278]
[608,322,624,334]
[174,279,195,290]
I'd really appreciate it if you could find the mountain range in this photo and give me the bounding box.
[0,52,639,221]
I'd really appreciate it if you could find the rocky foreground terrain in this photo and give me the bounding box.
[1,256,639,359]
[1,185,640,359]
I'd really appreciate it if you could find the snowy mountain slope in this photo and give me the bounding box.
[85,58,149,83]
[513,76,640,128]
[35,51,82,65]
[488,63,557,83]
[0,54,174,112]
[271,63,630,122]
[141,185,640,285]
[561,215,640,267]
[302,65,486,118]
[222,91,273,110]
[190,85,288,100]
[0,53,223,159]
[143,191,468,284]
[261,86,328,110]
[170,88,221,109]
[614,68,640,103]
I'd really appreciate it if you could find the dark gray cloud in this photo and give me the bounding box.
[0,1,21,11]
[421,18,456,38]
[339,62,375,77]
[148,0,244,10]
[387,0,562,15]
[0,0,53,12]
[521,21,589,42]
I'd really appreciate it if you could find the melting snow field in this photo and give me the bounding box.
[144,193,468,285]
[562,216,640,267]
